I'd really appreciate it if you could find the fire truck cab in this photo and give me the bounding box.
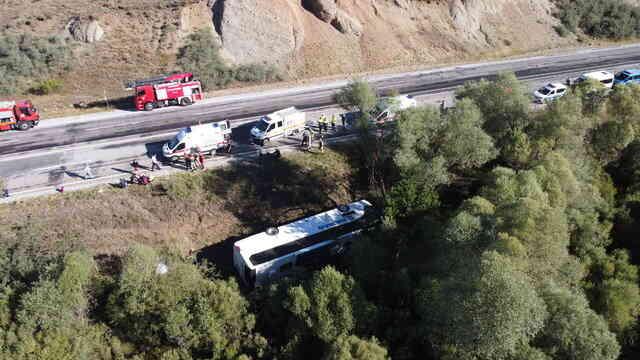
[0,100,40,131]
[127,73,204,111]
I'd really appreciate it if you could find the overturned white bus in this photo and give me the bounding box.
[233,200,374,287]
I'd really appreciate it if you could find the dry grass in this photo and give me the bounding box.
[0,148,356,257]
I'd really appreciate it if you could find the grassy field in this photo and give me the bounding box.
[0,148,361,269]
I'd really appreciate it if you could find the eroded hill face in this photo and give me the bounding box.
[1,0,569,109]
[212,0,567,77]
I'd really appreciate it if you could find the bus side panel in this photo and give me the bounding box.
[232,247,244,282]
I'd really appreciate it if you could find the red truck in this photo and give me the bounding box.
[126,72,204,111]
[0,100,40,131]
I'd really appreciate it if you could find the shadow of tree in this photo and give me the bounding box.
[73,96,136,112]
[196,153,354,278]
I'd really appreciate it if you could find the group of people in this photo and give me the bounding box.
[184,150,206,171]
[317,114,338,134]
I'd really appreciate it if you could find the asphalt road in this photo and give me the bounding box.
[3,44,640,156]
[2,43,640,198]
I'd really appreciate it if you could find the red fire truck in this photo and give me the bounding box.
[0,100,40,131]
[126,72,204,111]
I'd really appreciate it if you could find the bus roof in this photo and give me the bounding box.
[234,200,371,268]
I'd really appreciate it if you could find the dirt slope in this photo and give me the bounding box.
[1,0,571,115]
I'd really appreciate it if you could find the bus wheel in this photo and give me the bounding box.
[180,98,192,106]
[17,121,31,131]
[144,102,154,111]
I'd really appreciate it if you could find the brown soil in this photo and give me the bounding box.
[0,148,357,257]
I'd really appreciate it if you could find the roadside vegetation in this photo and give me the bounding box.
[3,74,640,359]
[177,29,282,90]
[556,0,640,39]
[0,33,72,95]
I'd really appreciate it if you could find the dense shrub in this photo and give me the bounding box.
[556,0,640,39]
[178,29,282,90]
[0,33,72,95]
[29,78,63,95]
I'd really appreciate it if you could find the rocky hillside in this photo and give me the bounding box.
[212,0,567,77]
[0,0,571,112]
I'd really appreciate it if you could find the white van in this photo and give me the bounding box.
[162,120,231,160]
[575,71,614,89]
[251,107,306,145]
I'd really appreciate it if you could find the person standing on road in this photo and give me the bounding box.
[83,162,94,180]
[151,154,162,171]
[185,153,193,171]
[341,114,346,129]
[331,114,336,132]
[198,152,205,170]
[440,100,446,114]
[318,134,325,153]
[192,151,201,170]
[318,115,326,134]
[131,159,140,173]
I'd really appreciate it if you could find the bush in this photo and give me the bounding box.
[234,63,281,83]
[554,25,570,37]
[178,29,282,90]
[555,0,640,39]
[0,33,72,95]
[30,78,63,95]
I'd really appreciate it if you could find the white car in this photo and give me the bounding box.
[533,83,568,104]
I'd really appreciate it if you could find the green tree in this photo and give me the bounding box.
[5,252,112,360]
[538,282,620,360]
[286,266,375,343]
[440,98,498,169]
[455,72,530,155]
[107,245,262,359]
[178,29,233,89]
[607,84,640,132]
[590,120,635,164]
[420,251,547,360]
[574,78,609,115]
[323,335,389,360]
[335,79,378,115]
[584,249,640,335]
[531,94,588,161]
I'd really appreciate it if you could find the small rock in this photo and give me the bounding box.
[332,9,363,36]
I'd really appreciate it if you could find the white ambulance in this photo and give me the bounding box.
[162,120,231,160]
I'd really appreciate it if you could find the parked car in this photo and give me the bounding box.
[614,69,640,86]
[533,83,568,103]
